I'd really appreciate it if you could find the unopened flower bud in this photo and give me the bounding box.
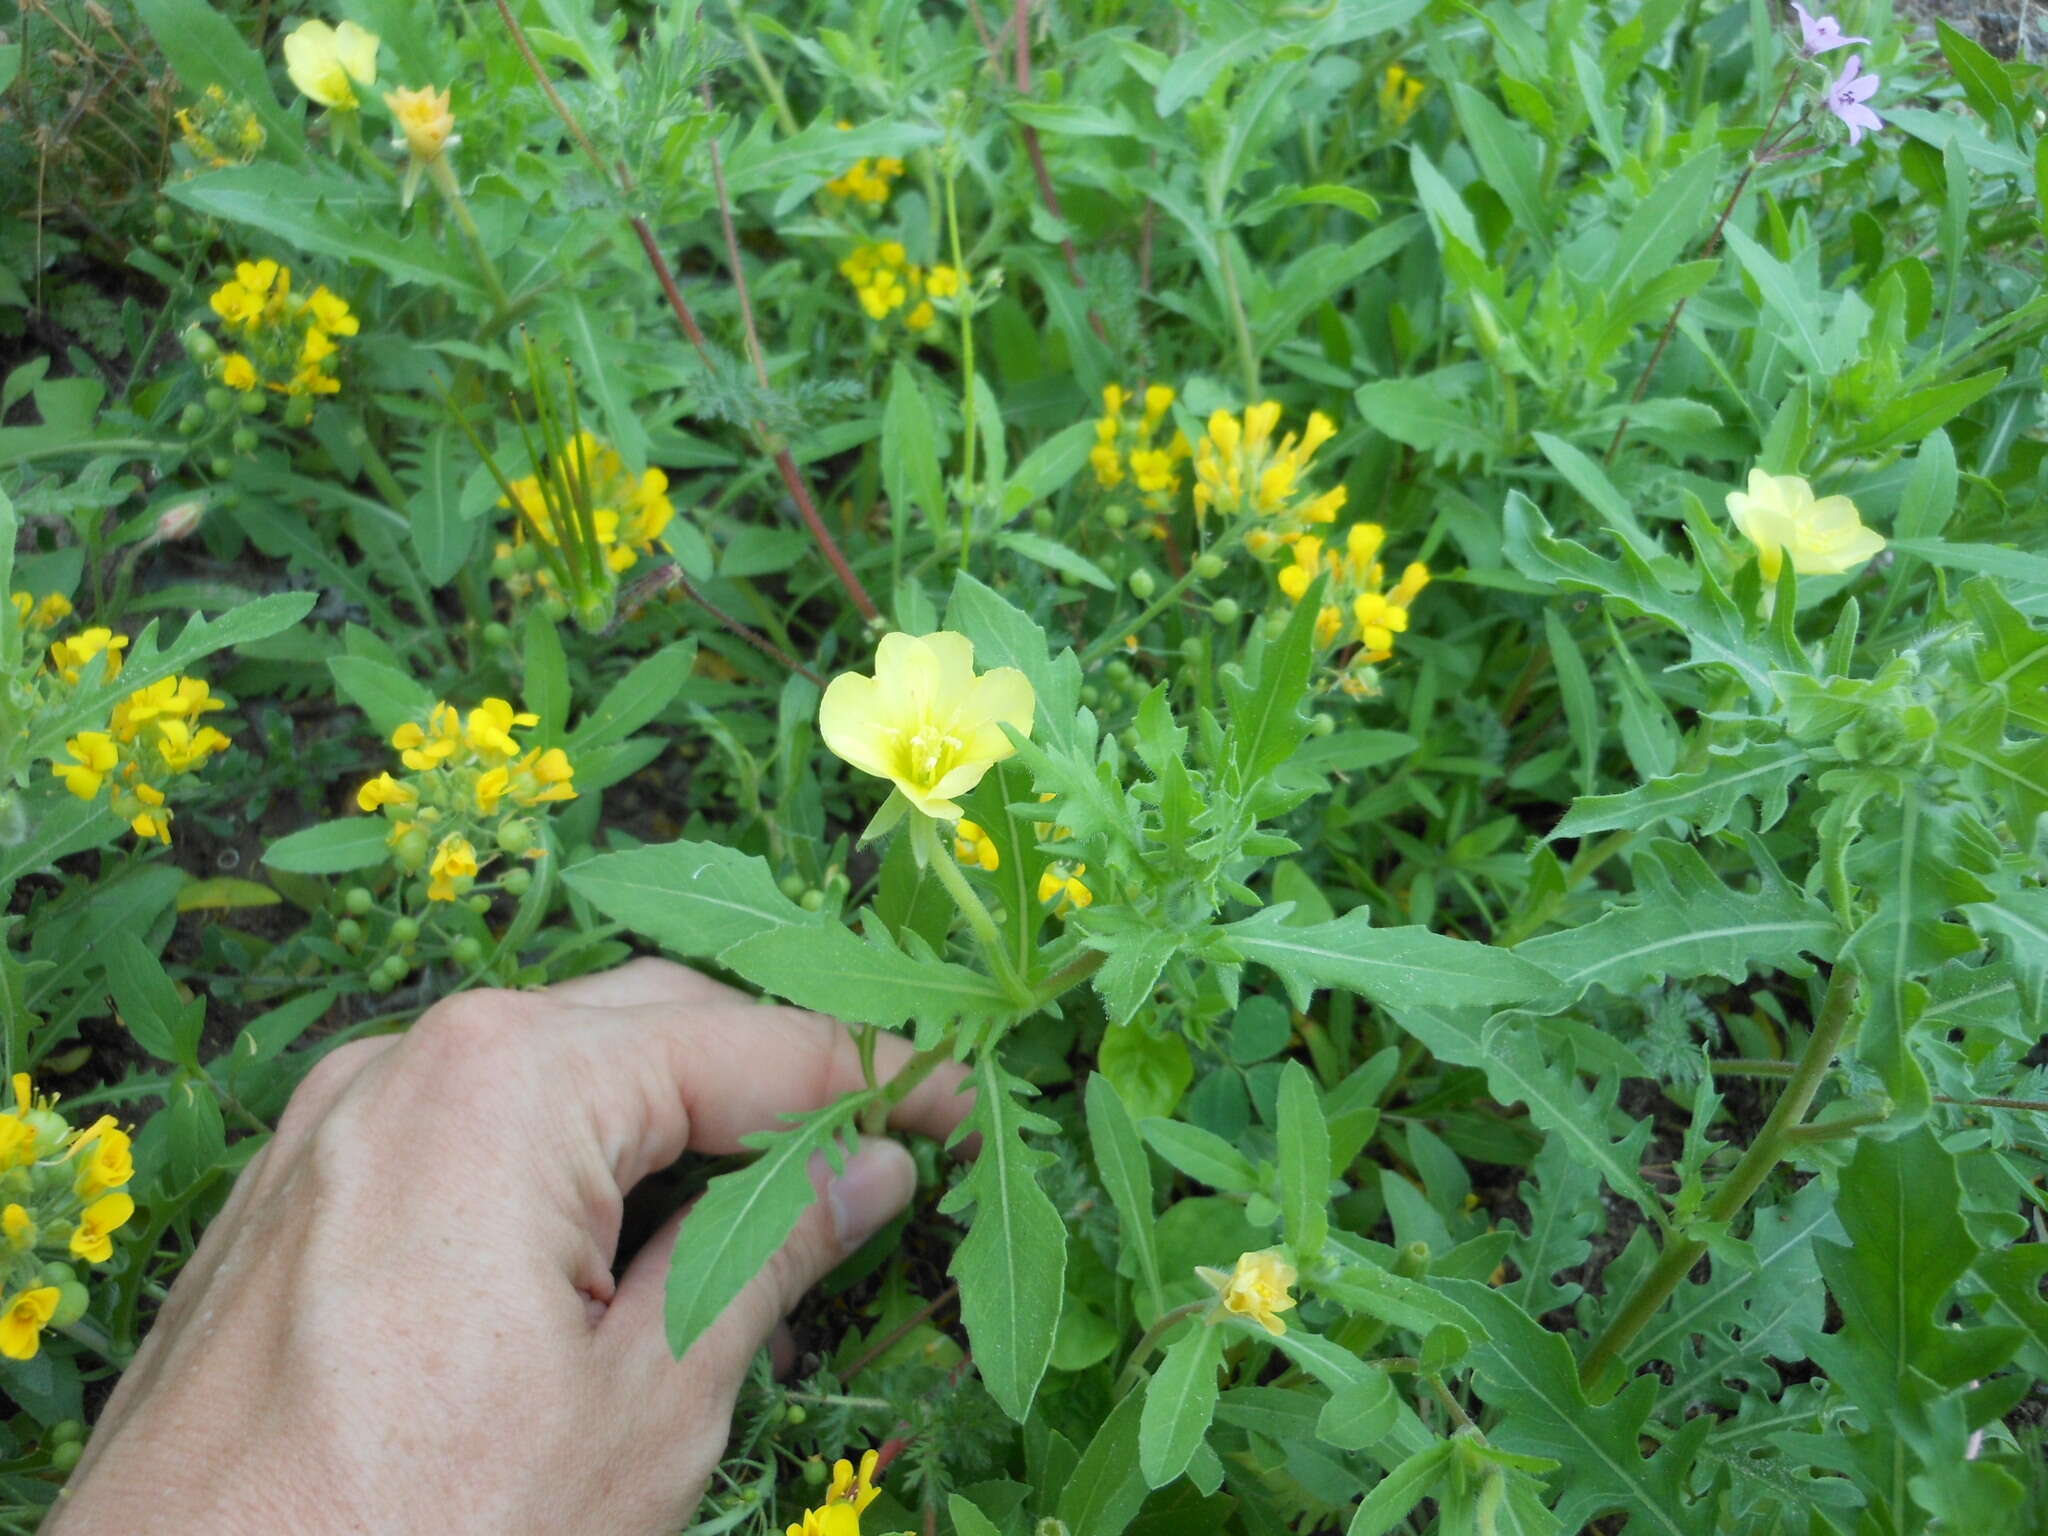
[154,500,206,543]
[50,1282,90,1329]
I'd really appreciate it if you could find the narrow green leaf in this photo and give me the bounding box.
[1057,1385,1149,1535]
[1276,1061,1331,1263]
[1347,1441,1456,1536]
[882,362,945,535]
[327,656,437,741]
[522,606,571,745]
[1140,1321,1224,1486]
[1085,1074,1164,1312]
[262,817,392,875]
[1139,1118,1261,1194]
[719,923,1014,1036]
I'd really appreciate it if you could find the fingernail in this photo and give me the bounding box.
[824,1137,914,1251]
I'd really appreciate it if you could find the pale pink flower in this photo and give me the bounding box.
[1824,54,1883,146]
[1792,4,1869,55]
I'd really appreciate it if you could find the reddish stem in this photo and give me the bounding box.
[1010,0,1108,342]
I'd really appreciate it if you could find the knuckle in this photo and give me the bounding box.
[410,987,534,1059]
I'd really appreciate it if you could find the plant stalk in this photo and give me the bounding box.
[1578,965,1860,1389]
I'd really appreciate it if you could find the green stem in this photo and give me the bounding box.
[1029,947,1105,1010]
[911,814,1029,1006]
[1080,529,1242,665]
[724,0,798,136]
[947,165,977,569]
[428,156,513,318]
[1216,239,1260,402]
[1578,966,1861,1390]
[1113,1297,1212,1397]
[859,1040,956,1136]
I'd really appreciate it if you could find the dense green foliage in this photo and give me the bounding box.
[3,0,2048,1530]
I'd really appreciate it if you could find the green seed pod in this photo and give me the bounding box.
[799,889,825,913]
[49,1420,83,1446]
[465,894,491,914]
[1102,503,1130,530]
[1209,597,1241,625]
[480,622,511,648]
[495,820,535,857]
[1128,568,1156,600]
[25,1110,69,1158]
[393,830,429,871]
[1079,684,1100,708]
[451,936,485,968]
[50,1440,83,1474]
[1105,659,1133,684]
[784,1403,808,1426]
[334,919,364,949]
[283,396,314,429]
[500,867,532,897]
[181,326,218,363]
[37,1262,76,1289]
[541,594,570,624]
[1030,506,1056,534]
[237,388,267,417]
[154,203,176,229]
[1193,552,1226,581]
[208,456,234,480]
[344,887,374,916]
[778,872,807,901]
[49,1283,89,1329]
[512,542,542,574]
[176,404,206,436]
[390,916,421,945]
[230,427,259,456]
[1311,712,1336,737]
[150,232,175,254]
[802,1458,829,1487]
[203,387,232,415]
[1180,637,1204,664]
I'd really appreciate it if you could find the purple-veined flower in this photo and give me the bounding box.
[1824,54,1883,146]
[1792,3,1869,55]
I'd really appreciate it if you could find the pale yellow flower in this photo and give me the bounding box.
[356,771,417,813]
[0,1288,59,1361]
[1725,469,1885,585]
[70,1120,132,1199]
[953,819,1000,871]
[55,732,118,800]
[1196,1248,1298,1336]
[384,84,456,162]
[818,633,1034,820]
[283,19,380,110]
[427,834,479,902]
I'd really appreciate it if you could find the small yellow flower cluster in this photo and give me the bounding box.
[495,431,676,593]
[952,805,1093,913]
[1196,1248,1297,1337]
[357,699,577,902]
[174,84,266,169]
[283,18,379,111]
[1380,64,1425,128]
[0,1075,137,1364]
[823,123,905,206]
[207,259,358,398]
[952,819,1000,871]
[1194,403,1347,546]
[837,243,960,333]
[27,606,233,845]
[786,1450,882,1536]
[1090,384,1192,528]
[1274,523,1432,664]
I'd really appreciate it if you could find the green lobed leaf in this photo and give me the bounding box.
[941,1056,1068,1421]
[1438,1280,1708,1534]
[1551,739,1809,839]
[563,840,819,959]
[664,1099,868,1359]
[719,922,1015,1039]
[1502,493,1798,706]
[1516,839,1838,1004]
[1224,904,1555,1013]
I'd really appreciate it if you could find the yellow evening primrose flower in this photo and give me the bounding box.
[953,819,1000,872]
[283,18,380,111]
[427,834,480,902]
[70,1192,136,1265]
[0,1287,59,1361]
[1725,469,1886,585]
[1196,1248,1298,1336]
[818,632,1035,820]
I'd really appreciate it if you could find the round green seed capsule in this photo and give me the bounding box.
[1311,712,1335,737]
[49,1421,83,1446]
[1210,597,1240,625]
[799,889,825,913]
[50,1441,82,1474]
[390,916,421,945]
[344,887,374,916]
[481,622,511,648]
[335,919,364,949]
[500,867,532,897]
[1102,504,1130,530]
[1128,568,1156,600]
[1193,553,1226,580]
[451,936,485,967]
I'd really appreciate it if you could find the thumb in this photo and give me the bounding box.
[612,1135,917,1394]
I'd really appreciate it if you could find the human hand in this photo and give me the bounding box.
[47,959,970,1535]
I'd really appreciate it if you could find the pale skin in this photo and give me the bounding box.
[45,958,971,1534]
